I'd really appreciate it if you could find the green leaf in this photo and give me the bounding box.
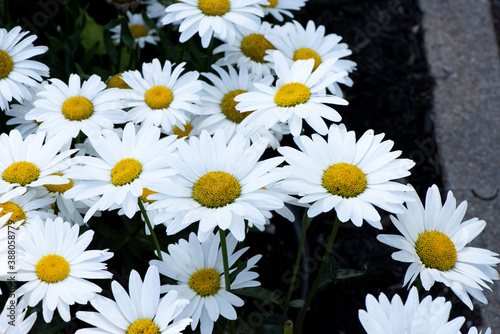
[234,287,284,306]
[80,12,106,55]
[288,299,306,309]
[120,16,135,49]
[334,266,368,280]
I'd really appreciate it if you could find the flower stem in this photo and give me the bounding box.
[219,228,235,334]
[138,199,163,261]
[296,215,341,333]
[283,209,311,316]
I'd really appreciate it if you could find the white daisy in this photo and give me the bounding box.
[0,129,77,203]
[358,287,465,334]
[110,11,160,48]
[150,232,261,334]
[0,190,55,228]
[377,184,500,310]
[147,130,288,241]
[198,64,286,148]
[76,265,191,334]
[264,20,357,97]
[144,0,169,25]
[236,50,349,137]
[162,0,264,48]
[121,58,203,132]
[64,122,178,221]
[15,216,113,322]
[277,123,415,228]
[260,0,306,21]
[468,328,491,334]
[0,26,49,111]
[25,73,127,146]
[0,298,37,334]
[5,82,46,138]
[213,22,277,76]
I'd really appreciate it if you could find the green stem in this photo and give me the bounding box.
[284,320,293,334]
[138,199,163,261]
[283,209,311,316]
[219,228,235,334]
[296,216,341,333]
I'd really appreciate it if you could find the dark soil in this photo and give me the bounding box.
[245,0,482,333]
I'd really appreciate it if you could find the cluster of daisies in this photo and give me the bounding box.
[0,0,498,333]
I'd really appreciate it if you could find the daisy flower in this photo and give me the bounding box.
[110,11,160,48]
[5,82,46,138]
[0,26,49,111]
[0,129,77,203]
[264,20,357,97]
[64,122,178,221]
[0,298,37,334]
[468,328,492,334]
[121,58,203,132]
[236,50,349,137]
[144,0,169,25]
[76,265,191,334]
[0,190,55,228]
[358,287,465,334]
[260,0,306,21]
[15,216,113,322]
[198,64,286,148]
[277,123,415,228]
[213,22,277,76]
[377,184,500,310]
[162,0,264,48]
[147,130,288,241]
[150,232,261,334]
[25,73,127,146]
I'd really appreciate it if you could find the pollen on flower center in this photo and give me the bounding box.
[415,231,457,271]
[221,89,253,123]
[294,48,322,71]
[0,202,26,226]
[2,161,40,186]
[240,34,275,63]
[198,0,231,16]
[111,158,143,186]
[192,171,241,208]
[126,319,160,334]
[129,24,149,38]
[322,162,367,198]
[145,85,174,110]
[274,82,311,107]
[140,187,158,204]
[189,268,221,296]
[61,96,95,121]
[0,50,14,80]
[173,123,194,138]
[36,254,70,283]
[44,173,74,193]
[262,0,278,7]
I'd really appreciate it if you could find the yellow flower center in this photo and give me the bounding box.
[129,24,149,39]
[140,188,158,204]
[61,96,95,121]
[240,34,275,63]
[44,173,74,193]
[145,85,174,110]
[415,231,457,271]
[126,319,160,334]
[192,171,241,208]
[173,123,194,138]
[111,158,143,186]
[2,161,40,186]
[0,202,26,226]
[221,89,253,123]
[262,0,278,8]
[35,254,70,283]
[0,50,14,80]
[189,268,221,296]
[293,48,322,71]
[274,82,311,107]
[198,0,230,16]
[322,162,367,198]
[107,74,131,89]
